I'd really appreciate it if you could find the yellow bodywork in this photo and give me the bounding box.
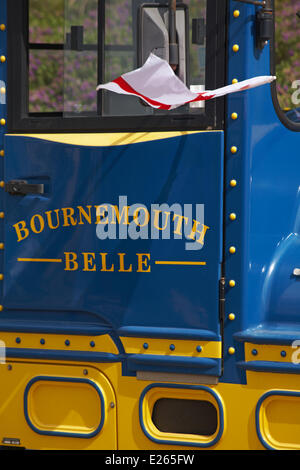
[0,333,299,450]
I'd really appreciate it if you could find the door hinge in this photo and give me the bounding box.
[219,277,225,323]
[5,180,44,196]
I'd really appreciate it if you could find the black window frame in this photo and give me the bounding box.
[270,0,300,132]
[7,0,226,134]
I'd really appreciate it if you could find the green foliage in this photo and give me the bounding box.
[275,0,300,110]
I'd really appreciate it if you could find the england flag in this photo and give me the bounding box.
[97,53,276,110]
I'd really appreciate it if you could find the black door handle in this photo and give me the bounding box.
[5,180,44,196]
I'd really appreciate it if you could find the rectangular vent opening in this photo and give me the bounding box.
[151,398,218,436]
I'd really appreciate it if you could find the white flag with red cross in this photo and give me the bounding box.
[97,53,276,110]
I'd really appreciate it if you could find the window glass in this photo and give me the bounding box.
[28,0,208,118]
[102,0,206,117]
[29,0,64,44]
[64,50,98,114]
[188,0,206,86]
[275,0,300,123]
[29,0,64,113]
[29,50,64,113]
[64,0,98,116]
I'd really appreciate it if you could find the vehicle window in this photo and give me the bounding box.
[29,0,207,118]
[8,0,225,132]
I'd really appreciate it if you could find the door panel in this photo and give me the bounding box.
[4,131,223,371]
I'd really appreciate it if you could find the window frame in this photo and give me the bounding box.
[7,0,226,133]
[270,0,300,132]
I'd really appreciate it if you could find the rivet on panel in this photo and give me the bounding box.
[228,347,235,355]
[143,342,149,350]
[0,243,4,249]
[0,24,6,31]
[0,181,4,188]
[15,337,21,344]
[0,274,3,281]
[0,150,4,157]
[229,213,237,221]
[233,10,240,18]
[169,344,175,351]
[281,350,286,358]
[229,280,236,287]
[0,212,4,219]
[40,338,45,345]
[232,78,238,84]
[90,340,95,348]
[231,146,238,154]
[228,313,235,321]
[229,246,236,254]
[252,349,258,356]
[0,305,3,311]
[65,339,70,346]
[231,112,238,120]
[232,44,239,52]
[230,179,237,187]
[196,345,202,353]
[0,56,6,63]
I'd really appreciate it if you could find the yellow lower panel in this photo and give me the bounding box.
[0,361,117,450]
[257,391,300,450]
[117,371,300,450]
[3,357,300,450]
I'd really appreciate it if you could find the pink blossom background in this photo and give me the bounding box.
[275,0,300,110]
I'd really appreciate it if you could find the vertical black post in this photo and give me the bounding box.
[8,0,29,123]
[97,0,105,116]
[169,0,178,70]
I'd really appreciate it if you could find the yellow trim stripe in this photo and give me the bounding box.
[155,261,206,266]
[18,258,62,263]
[7,130,223,147]
[244,343,295,363]
[0,331,119,355]
[121,336,222,358]
[18,258,205,266]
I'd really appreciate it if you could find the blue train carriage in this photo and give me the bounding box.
[0,0,299,450]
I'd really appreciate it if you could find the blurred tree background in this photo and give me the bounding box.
[275,0,300,110]
[29,0,99,113]
[29,0,64,112]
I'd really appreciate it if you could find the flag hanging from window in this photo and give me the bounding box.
[97,53,276,110]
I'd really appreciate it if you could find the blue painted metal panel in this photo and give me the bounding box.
[3,132,224,354]
[4,0,299,386]
[0,2,6,329]
[223,1,300,383]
